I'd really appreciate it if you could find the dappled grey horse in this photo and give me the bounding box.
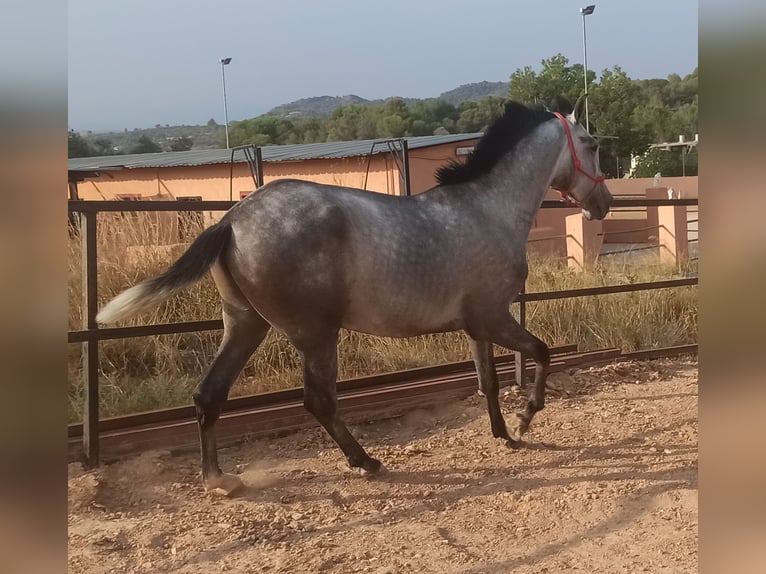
[97,98,612,494]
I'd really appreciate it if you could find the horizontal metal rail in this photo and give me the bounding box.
[519,277,697,302]
[600,244,660,256]
[527,234,568,243]
[66,195,699,467]
[69,319,223,343]
[66,344,697,462]
[67,197,698,214]
[68,277,698,345]
[67,343,579,438]
[599,224,659,236]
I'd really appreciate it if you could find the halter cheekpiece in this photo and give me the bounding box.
[551,112,605,206]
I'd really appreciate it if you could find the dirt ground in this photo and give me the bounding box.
[68,358,698,574]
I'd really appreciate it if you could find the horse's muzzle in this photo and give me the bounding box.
[582,184,613,221]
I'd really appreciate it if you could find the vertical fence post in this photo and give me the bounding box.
[80,209,100,467]
[400,139,412,197]
[565,213,603,271]
[658,203,689,265]
[514,286,527,388]
[254,146,264,188]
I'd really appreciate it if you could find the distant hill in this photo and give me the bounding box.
[77,122,224,154]
[266,81,508,117]
[268,95,372,117]
[74,80,510,153]
[438,81,509,105]
[267,94,422,117]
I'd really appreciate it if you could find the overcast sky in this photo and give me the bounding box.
[68,0,698,133]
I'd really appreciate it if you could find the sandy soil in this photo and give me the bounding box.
[68,358,698,573]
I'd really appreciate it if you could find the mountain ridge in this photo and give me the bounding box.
[266,80,509,117]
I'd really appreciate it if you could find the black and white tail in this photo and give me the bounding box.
[96,221,232,324]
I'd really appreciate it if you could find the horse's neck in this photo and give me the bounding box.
[466,125,566,234]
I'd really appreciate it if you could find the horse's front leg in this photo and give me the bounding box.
[483,315,550,441]
[467,335,514,443]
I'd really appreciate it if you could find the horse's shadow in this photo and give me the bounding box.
[193,430,696,570]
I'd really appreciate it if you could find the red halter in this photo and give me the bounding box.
[552,112,605,206]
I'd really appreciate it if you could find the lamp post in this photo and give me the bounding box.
[220,57,232,149]
[580,5,595,132]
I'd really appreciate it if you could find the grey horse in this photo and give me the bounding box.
[97,98,612,495]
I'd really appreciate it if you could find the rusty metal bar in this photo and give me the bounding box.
[67,197,698,214]
[527,234,569,243]
[401,139,412,197]
[520,277,697,303]
[541,198,697,208]
[254,146,264,188]
[80,211,100,467]
[600,244,660,255]
[68,347,624,461]
[69,200,238,213]
[68,344,580,437]
[598,224,660,236]
[68,319,223,343]
[621,343,697,361]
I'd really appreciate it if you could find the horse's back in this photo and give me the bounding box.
[221,180,469,337]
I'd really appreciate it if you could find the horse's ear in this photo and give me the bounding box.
[571,94,587,124]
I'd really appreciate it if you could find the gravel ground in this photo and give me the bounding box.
[68,357,698,573]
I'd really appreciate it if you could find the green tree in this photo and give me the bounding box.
[228,116,296,146]
[130,135,162,154]
[409,98,459,134]
[326,105,381,141]
[92,137,118,156]
[588,66,650,177]
[168,136,194,151]
[456,96,507,132]
[508,54,593,107]
[68,131,94,158]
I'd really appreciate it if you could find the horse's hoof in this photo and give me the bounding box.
[337,458,387,478]
[204,473,244,497]
[508,414,526,443]
[505,437,523,450]
[363,459,387,477]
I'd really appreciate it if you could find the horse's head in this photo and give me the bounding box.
[550,96,613,221]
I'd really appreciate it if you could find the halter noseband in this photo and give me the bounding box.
[552,112,605,206]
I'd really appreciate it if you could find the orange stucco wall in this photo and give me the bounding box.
[71,150,695,261]
[73,142,482,202]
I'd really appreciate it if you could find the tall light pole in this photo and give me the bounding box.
[580,5,595,132]
[220,57,232,149]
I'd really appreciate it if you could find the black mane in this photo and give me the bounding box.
[435,101,555,186]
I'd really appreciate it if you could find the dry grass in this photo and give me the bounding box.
[68,214,697,422]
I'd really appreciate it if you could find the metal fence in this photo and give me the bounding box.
[68,196,698,466]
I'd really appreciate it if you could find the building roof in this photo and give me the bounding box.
[68,133,482,171]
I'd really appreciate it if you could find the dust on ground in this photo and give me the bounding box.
[68,358,698,573]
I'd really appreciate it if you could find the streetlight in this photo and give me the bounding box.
[580,5,595,132]
[220,57,232,149]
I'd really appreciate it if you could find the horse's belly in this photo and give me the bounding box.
[342,296,464,337]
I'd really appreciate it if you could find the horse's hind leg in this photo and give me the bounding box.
[482,315,550,443]
[298,332,383,475]
[193,303,270,494]
[468,337,511,441]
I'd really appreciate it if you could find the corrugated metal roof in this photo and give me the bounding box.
[68,133,482,171]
